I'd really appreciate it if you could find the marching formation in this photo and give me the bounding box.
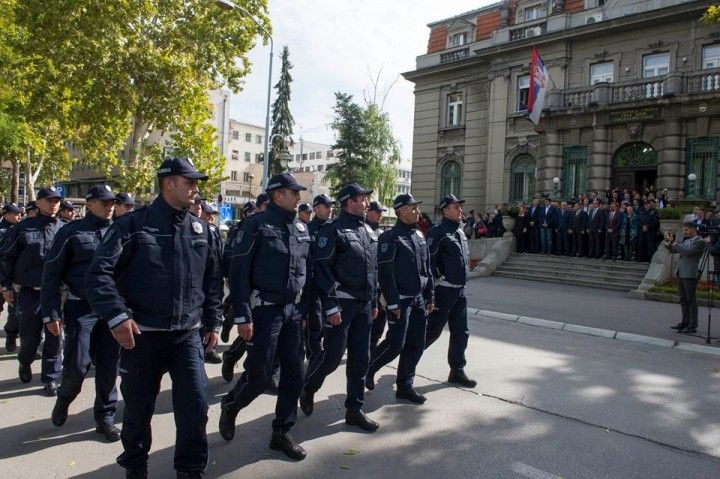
[0,158,475,479]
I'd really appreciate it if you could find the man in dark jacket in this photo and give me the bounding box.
[588,200,606,258]
[638,200,659,261]
[0,203,21,352]
[556,201,573,256]
[570,202,589,257]
[538,197,556,254]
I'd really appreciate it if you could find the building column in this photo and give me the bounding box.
[587,125,611,196]
[541,131,562,195]
[486,73,509,207]
[657,119,683,198]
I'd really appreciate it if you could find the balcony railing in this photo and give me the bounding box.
[686,67,720,93]
[440,48,470,64]
[611,76,665,103]
[509,20,547,41]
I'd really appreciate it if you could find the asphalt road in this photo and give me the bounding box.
[467,275,720,346]
[1,309,719,478]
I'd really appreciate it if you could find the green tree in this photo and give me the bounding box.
[8,0,270,195]
[702,5,720,23]
[269,46,295,176]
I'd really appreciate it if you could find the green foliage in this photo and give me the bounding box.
[657,207,681,220]
[269,46,294,176]
[702,5,720,23]
[500,205,520,218]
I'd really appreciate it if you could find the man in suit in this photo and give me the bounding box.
[556,201,573,256]
[664,223,706,334]
[604,202,621,260]
[638,200,659,262]
[588,199,605,259]
[570,202,588,257]
[538,197,556,255]
[528,198,540,253]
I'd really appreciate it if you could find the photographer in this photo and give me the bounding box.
[664,222,706,334]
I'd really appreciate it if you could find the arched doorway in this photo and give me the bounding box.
[440,160,461,197]
[612,142,658,191]
[509,154,536,202]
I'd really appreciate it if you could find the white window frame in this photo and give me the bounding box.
[245,133,251,142]
[590,62,614,85]
[244,152,251,162]
[448,32,467,48]
[522,4,543,22]
[642,53,670,78]
[243,172,251,182]
[517,75,530,112]
[255,135,262,144]
[231,150,239,161]
[702,44,720,69]
[231,171,238,181]
[232,131,239,140]
[446,93,464,127]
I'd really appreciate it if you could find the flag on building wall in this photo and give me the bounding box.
[527,48,549,125]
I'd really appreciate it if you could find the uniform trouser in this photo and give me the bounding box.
[59,299,119,425]
[368,294,427,389]
[540,228,553,253]
[424,286,468,371]
[604,233,620,259]
[224,304,304,431]
[677,276,699,330]
[304,296,323,363]
[224,336,280,381]
[557,230,570,255]
[370,307,387,349]
[118,329,208,472]
[304,298,372,411]
[639,231,657,261]
[17,287,62,383]
[2,298,18,339]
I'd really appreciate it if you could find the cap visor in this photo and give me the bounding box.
[183,172,209,181]
[288,185,308,191]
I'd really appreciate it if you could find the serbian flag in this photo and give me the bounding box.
[527,48,549,125]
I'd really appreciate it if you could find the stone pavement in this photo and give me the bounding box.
[1,309,719,478]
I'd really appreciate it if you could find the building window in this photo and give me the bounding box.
[642,53,669,78]
[245,133,252,142]
[256,154,263,163]
[523,5,542,22]
[244,152,251,162]
[231,150,239,161]
[316,151,322,159]
[509,154,536,203]
[448,32,467,47]
[685,137,720,200]
[447,93,463,127]
[256,135,262,144]
[295,154,301,161]
[318,164,324,172]
[440,161,461,198]
[231,171,238,181]
[562,146,588,198]
[327,150,334,158]
[309,152,315,160]
[702,44,720,69]
[590,62,613,85]
[302,153,307,161]
[232,131,239,140]
[243,172,252,182]
[517,75,530,112]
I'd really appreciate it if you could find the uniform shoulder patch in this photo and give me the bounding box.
[415,230,424,238]
[318,236,328,248]
[192,222,203,234]
[295,222,306,232]
[380,242,389,254]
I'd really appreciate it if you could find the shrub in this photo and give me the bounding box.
[658,208,681,220]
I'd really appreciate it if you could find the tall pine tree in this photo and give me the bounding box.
[269,46,294,175]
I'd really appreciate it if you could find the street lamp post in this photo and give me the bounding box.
[688,172,697,198]
[248,173,255,198]
[215,0,273,189]
[276,148,292,172]
[552,177,561,200]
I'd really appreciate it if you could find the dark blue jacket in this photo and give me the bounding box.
[538,205,557,229]
[589,207,606,233]
[222,220,245,279]
[428,218,469,286]
[85,196,223,332]
[377,221,434,310]
[638,208,659,233]
[312,211,378,315]
[40,211,111,323]
[0,213,66,289]
[229,202,311,324]
[0,219,17,250]
[556,209,573,232]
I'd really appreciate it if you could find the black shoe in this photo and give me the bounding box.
[396,386,426,404]
[126,467,148,479]
[43,381,58,397]
[52,397,71,426]
[204,350,222,364]
[448,369,477,388]
[682,328,698,334]
[671,323,686,330]
[345,409,379,432]
[18,364,31,383]
[221,356,235,383]
[299,388,314,417]
[219,395,238,441]
[220,321,232,343]
[5,335,16,353]
[269,430,306,461]
[365,370,376,391]
[177,471,203,479]
[96,422,121,442]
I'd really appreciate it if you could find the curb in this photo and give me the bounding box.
[467,307,720,358]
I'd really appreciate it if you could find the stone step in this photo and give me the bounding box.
[492,270,639,291]
[496,264,646,282]
[507,253,649,271]
[501,259,648,276]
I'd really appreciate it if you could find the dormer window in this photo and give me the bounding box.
[449,32,467,48]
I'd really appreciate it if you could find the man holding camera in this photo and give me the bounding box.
[664,222,706,334]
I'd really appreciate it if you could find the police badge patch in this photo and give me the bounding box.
[427,237,434,247]
[380,243,389,254]
[415,230,424,238]
[192,222,203,234]
[296,222,306,232]
[234,230,244,246]
[318,236,328,248]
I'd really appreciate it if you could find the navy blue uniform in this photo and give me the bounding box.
[0,213,66,383]
[303,215,332,361]
[85,196,223,473]
[0,219,18,340]
[40,211,119,426]
[304,211,377,410]
[367,219,387,349]
[222,201,310,432]
[638,207,659,261]
[368,222,433,389]
[424,218,470,371]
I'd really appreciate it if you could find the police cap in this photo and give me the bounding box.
[438,194,465,210]
[337,183,373,203]
[265,173,307,192]
[85,184,116,202]
[37,186,62,200]
[393,193,422,210]
[157,157,209,181]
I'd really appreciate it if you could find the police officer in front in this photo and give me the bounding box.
[85,158,223,479]
[219,173,310,461]
[41,185,122,441]
[0,203,21,352]
[424,195,477,388]
[366,200,388,350]
[300,184,380,431]
[1,187,65,395]
[366,193,434,404]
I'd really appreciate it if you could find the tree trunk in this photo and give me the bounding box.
[25,146,36,202]
[10,156,19,203]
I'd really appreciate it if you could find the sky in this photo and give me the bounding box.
[228,0,495,160]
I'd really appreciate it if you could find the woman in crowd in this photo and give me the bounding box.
[513,205,530,253]
[619,205,639,261]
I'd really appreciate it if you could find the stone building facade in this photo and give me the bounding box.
[403,0,720,216]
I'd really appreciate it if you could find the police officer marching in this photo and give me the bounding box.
[424,195,477,388]
[200,200,223,364]
[42,185,122,441]
[300,184,380,432]
[366,193,434,404]
[114,192,136,218]
[0,203,21,352]
[297,202,312,224]
[366,200,388,350]
[219,172,310,461]
[59,200,76,221]
[1,187,66,396]
[85,158,223,479]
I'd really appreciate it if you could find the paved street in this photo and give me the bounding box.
[1,303,719,478]
[468,275,720,346]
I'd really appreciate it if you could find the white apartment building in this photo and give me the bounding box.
[221,119,266,205]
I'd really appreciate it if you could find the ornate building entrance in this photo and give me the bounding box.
[611,142,658,191]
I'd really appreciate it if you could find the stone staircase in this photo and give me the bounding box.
[492,253,650,292]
